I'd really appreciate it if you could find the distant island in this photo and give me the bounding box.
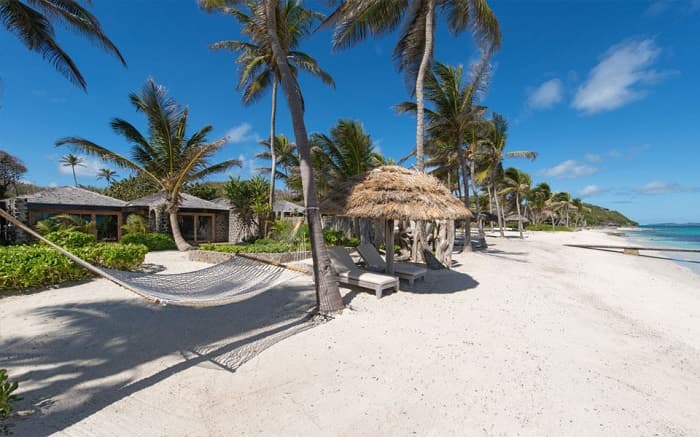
[580,202,638,227]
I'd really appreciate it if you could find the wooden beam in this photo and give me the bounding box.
[385,219,394,275]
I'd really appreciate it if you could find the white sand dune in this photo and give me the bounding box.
[1,230,699,436]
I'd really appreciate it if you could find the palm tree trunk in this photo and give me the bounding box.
[72,166,78,186]
[265,0,342,314]
[168,208,192,251]
[469,157,487,248]
[516,192,524,239]
[414,0,434,173]
[410,0,434,264]
[269,79,278,209]
[456,144,472,252]
[487,185,494,231]
[493,182,505,237]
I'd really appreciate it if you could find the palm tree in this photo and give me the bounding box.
[59,153,84,186]
[324,0,500,173]
[478,113,537,236]
[526,182,551,226]
[257,0,343,314]
[255,134,299,185]
[205,0,334,211]
[396,58,491,250]
[312,119,383,185]
[96,168,118,185]
[56,78,241,251]
[1,0,125,90]
[499,167,531,239]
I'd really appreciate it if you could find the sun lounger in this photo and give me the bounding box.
[327,246,399,299]
[357,243,428,286]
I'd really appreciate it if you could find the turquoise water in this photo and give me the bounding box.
[625,225,700,274]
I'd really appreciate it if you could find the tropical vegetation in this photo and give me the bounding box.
[56,78,241,251]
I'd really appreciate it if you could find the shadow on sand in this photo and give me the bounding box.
[1,283,316,436]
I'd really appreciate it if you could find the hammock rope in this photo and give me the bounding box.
[0,208,308,307]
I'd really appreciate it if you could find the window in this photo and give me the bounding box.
[177,214,214,243]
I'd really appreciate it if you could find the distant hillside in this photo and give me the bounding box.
[582,203,638,227]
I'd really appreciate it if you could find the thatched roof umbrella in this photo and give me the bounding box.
[320,165,472,273]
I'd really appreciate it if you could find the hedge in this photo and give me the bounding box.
[120,233,177,251]
[525,224,573,232]
[200,240,304,254]
[0,243,148,291]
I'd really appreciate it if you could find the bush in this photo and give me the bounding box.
[120,233,176,251]
[0,369,21,418]
[44,230,96,248]
[122,214,148,234]
[322,229,360,247]
[200,240,307,254]
[525,224,573,232]
[0,243,147,290]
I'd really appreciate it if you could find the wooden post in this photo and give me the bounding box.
[385,219,394,275]
[623,248,640,256]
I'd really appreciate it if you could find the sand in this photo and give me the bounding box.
[1,230,699,436]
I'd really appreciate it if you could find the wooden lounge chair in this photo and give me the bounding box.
[357,243,428,286]
[327,246,399,299]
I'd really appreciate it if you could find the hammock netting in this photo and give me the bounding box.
[103,256,306,307]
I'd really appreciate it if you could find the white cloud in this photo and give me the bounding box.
[57,155,104,178]
[579,184,607,197]
[528,79,563,109]
[639,181,698,195]
[572,39,667,114]
[584,153,601,163]
[225,123,261,144]
[539,160,598,179]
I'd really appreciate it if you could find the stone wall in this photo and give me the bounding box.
[6,198,29,243]
[214,212,228,242]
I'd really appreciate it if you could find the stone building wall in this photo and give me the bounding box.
[7,198,29,243]
[214,212,228,242]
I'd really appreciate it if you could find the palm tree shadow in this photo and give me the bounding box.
[1,283,316,436]
[402,269,479,294]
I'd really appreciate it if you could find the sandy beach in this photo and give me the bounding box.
[1,230,699,436]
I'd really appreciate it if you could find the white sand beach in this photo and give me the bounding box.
[1,230,699,436]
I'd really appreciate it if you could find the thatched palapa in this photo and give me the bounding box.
[320,165,472,221]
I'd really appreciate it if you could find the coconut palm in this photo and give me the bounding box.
[1,0,125,90]
[96,168,118,185]
[526,182,551,226]
[205,0,334,210]
[255,134,299,184]
[499,167,531,239]
[396,57,491,250]
[324,0,500,173]
[477,113,537,236]
[56,78,241,251]
[312,119,383,185]
[59,153,84,186]
[257,0,343,314]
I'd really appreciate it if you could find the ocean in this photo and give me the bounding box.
[625,224,700,274]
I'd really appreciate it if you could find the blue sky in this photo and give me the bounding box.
[1,0,698,224]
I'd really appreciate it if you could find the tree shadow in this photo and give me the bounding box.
[402,269,480,294]
[1,282,316,436]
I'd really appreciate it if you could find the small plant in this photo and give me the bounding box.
[121,214,148,235]
[0,369,21,418]
[44,230,96,248]
[120,233,176,251]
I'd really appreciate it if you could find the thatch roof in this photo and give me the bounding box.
[320,165,472,220]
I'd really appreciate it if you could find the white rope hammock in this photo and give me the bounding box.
[0,208,307,307]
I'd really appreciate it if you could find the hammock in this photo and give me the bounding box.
[0,208,307,307]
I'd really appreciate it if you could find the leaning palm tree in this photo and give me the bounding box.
[499,167,531,239]
[261,0,343,314]
[59,153,83,186]
[205,0,334,210]
[56,78,241,251]
[96,168,118,185]
[1,0,125,90]
[324,0,500,173]
[477,113,537,236]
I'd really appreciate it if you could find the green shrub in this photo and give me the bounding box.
[0,369,21,418]
[120,233,176,251]
[322,229,360,247]
[200,240,307,254]
[44,230,96,248]
[121,214,148,234]
[0,243,147,290]
[525,224,573,232]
